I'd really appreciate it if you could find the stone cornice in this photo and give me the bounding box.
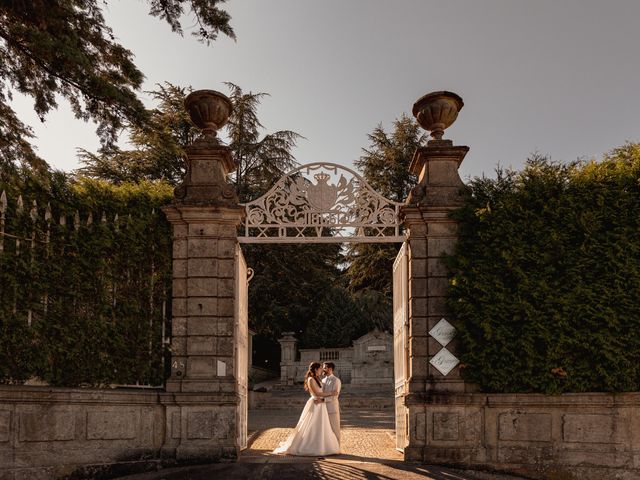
[162,204,245,225]
[403,391,640,407]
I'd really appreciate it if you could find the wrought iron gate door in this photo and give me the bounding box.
[235,245,249,450]
[393,242,409,451]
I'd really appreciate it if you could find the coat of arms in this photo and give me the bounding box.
[306,172,339,211]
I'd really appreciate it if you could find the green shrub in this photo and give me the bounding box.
[0,170,173,387]
[447,146,640,393]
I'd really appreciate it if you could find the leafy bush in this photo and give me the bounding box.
[0,169,173,387]
[447,146,640,393]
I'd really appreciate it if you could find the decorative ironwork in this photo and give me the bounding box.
[239,163,406,243]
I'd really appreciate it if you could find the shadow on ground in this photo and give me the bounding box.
[116,459,514,480]
[114,408,526,480]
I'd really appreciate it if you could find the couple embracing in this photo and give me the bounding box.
[273,361,342,456]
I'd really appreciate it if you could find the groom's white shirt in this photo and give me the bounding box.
[322,374,341,413]
[322,373,341,444]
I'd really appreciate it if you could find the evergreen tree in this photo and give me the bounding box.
[346,114,425,303]
[78,83,198,184]
[352,288,393,333]
[246,244,342,350]
[0,0,234,167]
[225,82,302,201]
[301,286,367,348]
[78,82,303,193]
[356,114,425,201]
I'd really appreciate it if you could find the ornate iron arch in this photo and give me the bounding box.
[238,162,406,243]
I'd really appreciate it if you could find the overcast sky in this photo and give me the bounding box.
[10,0,640,181]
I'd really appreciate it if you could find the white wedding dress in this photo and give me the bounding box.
[272,378,340,456]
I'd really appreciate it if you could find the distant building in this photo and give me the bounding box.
[278,330,393,385]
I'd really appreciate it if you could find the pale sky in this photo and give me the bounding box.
[10,0,640,181]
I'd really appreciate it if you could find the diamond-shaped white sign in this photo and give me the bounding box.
[429,348,460,376]
[429,318,456,347]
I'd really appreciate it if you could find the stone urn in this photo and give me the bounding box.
[412,91,464,140]
[184,89,233,142]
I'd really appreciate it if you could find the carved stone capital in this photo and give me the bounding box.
[407,144,469,207]
[173,145,239,207]
[161,204,244,228]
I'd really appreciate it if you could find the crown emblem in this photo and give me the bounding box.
[314,172,331,183]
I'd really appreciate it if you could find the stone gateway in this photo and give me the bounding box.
[0,90,638,480]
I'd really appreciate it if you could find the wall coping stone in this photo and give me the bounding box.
[0,385,240,406]
[405,391,640,407]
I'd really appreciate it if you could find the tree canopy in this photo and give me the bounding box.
[78,82,302,198]
[225,82,302,201]
[356,114,425,202]
[0,0,234,169]
[346,114,423,300]
[77,83,197,184]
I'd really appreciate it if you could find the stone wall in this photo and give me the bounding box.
[405,392,640,480]
[0,386,238,480]
[351,330,394,385]
[298,348,354,383]
[279,330,393,386]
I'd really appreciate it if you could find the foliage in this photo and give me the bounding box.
[0,0,234,167]
[225,82,302,201]
[447,147,640,393]
[356,114,424,201]
[346,114,424,317]
[0,168,173,386]
[78,82,303,194]
[244,243,342,349]
[301,286,368,348]
[346,243,398,297]
[77,83,198,184]
[352,289,393,332]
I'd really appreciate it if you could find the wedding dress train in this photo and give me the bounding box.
[272,381,340,456]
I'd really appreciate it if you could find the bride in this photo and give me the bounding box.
[273,361,340,456]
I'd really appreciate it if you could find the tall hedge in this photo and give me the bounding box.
[447,145,640,393]
[0,170,173,387]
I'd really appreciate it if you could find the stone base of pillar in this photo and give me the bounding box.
[404,446,424,462]
[159,392,240,465]
[408,378,471,394]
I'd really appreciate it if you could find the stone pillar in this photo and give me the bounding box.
[402,91,471,461]
[161,90,244,462]
[404,139,469,394]
[278,332,298,385]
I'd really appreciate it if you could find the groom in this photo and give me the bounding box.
[321,362,341,445]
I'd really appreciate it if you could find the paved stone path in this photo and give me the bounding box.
[246,409,403,461]
[116,408,527,480]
